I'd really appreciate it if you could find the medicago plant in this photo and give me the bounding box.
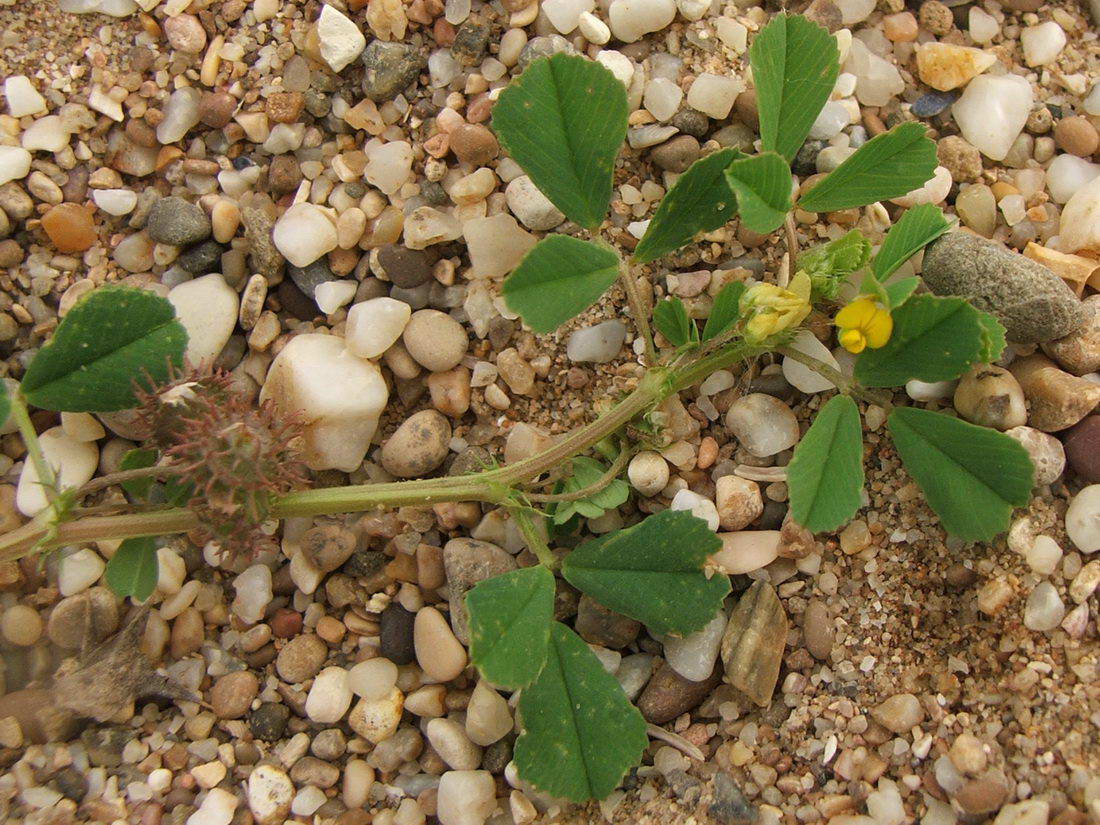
[0,13,1033,804]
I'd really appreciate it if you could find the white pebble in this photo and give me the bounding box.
[607,0,676,43]
[315,280,357,314]
[542,0,594,34]
[662,610,726,681]
[22,116,71,153]
[1046,154,1100,205]
[644,78,682,122]
[168,273,240,368]
[710,531,781,574]
[1025,536,1062,576]
[232,564,273,625]
[58,548,106,596]
[628,451,670,497]
[1023,581,1065,631]
[306,666,354,723]
[317,5,367,73]
[366,141,413,195]
[5,76,47,117]
[92,188,138,216]
[436,771,497,825]
[578,11,611,44]
[16,427,98,517]
[951,74,1033,161]
[348,658,399,700]
[1065,484,1100,553]
[0,145,32,185]
[345,297,412,359]
[782,330,842,393]
[186,788,238,825]
[273,203,338,268]
[1020,21,1066,67]
[670,488,720,531]
[566,320,627,363]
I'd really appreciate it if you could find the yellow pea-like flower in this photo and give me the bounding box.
[835,296,893,354]
[740,272,813,344]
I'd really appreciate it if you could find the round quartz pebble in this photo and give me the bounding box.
[349,658,399,700]
[305,666,354,723]
[314,280,357,314]
[92,188,138,216]
[1065,485,1100,553]
[711,530,781,574]
[1020,21,1065,67]
[686,73,742,120]
[643,78,682,122]
[662,610,726,681]
[272,203,338,268]
[232,565,273,625]
[628,451,669,497]
[1026,535,1062,576]
[725,394,799,457]
[0,146,32,185]
[951,75,1032,162]
[670,488,719,531]
[1023,581,1065,631]
[566,320,627,363]
[345,297,412,359]
[22,116,71,152]
[436,771,496,825]
[1046,154,1100,205]
[4,76,46,117]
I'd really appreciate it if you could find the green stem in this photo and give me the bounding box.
[510,507,557,570]
[776,345,893,408]
[619,260,657,367]
[11,393,58,504]
[525,444,633,504]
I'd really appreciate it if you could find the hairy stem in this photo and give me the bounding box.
[524,444,633,503]
[510,507,557,569]
[76,464,183,497]
[11,393,57,505]
[619,261,657,367]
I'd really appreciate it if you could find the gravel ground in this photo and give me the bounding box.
[0,0,1098,823]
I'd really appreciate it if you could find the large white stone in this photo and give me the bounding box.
[168,273,240,368]
[436,771,497,825]
[782,330,842,393]
[21,115,71,152]
[608,0,676,43]
[16,427,99,517]
[951,74,1032,161]
[5,76,47,117]
[686,73,742,120]
[317,5,367,73]
[259,334,389,472]
[463,214,536,279]
[1046,154,1100,205]
[345,297,411,359]
[272,203,338,267]
[845,39,904,107]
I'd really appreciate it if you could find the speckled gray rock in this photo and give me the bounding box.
[921,232,1087,343]
[443,538,516,644]
[145,196,210,246]
[361,42,425,102]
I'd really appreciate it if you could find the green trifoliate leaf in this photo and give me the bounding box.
[503,236,620,334]
[724,151,792,234]
[787,395,863,532]
[750,13,840,162]
[800,230,872,299]
[561,510,728,636]
[20,286,187,412]
[883,276,920,309]
[798,122,939,213]
[887,406,1033,542]
[515,622,647,801]
[871,204,951,282]
[104,537,159,602]
[466,565,555,690]
[702,281,746,341]
[492,53,628,229]
[119,448,158,500]
[854,294,993,388]
[976,311,1007,363]
[653,297,697,348]
[551,456,631,525]
[633,148,740,264]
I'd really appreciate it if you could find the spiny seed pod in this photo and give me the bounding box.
[136,370,308,553]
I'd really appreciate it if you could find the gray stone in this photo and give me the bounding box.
[361,42,425,102]
[443,538,517,644]
[708,772,757,825]
[921,232,1087,343]
[287,258,335,298]
[177,239,225,274]
[379,603,416,664]
[145,196,211,246]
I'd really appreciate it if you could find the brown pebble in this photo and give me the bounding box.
[41,204,96,253]
[449,123,499,165]
[275,633,328,683]
[266,92,304,124]
[163,13,207,53]
[1054,116,1099,158]
[199,92,238,128]
[269,608,303,638]
[268,155,303,194]
[801,599,833,660]
[209,670,259,719]
[0,239,24,267]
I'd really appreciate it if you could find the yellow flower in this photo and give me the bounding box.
[740,272,812,343]
[835,295,893,354]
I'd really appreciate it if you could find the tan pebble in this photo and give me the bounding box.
[41,203,96,253]
[211,200,240,244]
[1,604,42,647]
[413,606,467,682]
